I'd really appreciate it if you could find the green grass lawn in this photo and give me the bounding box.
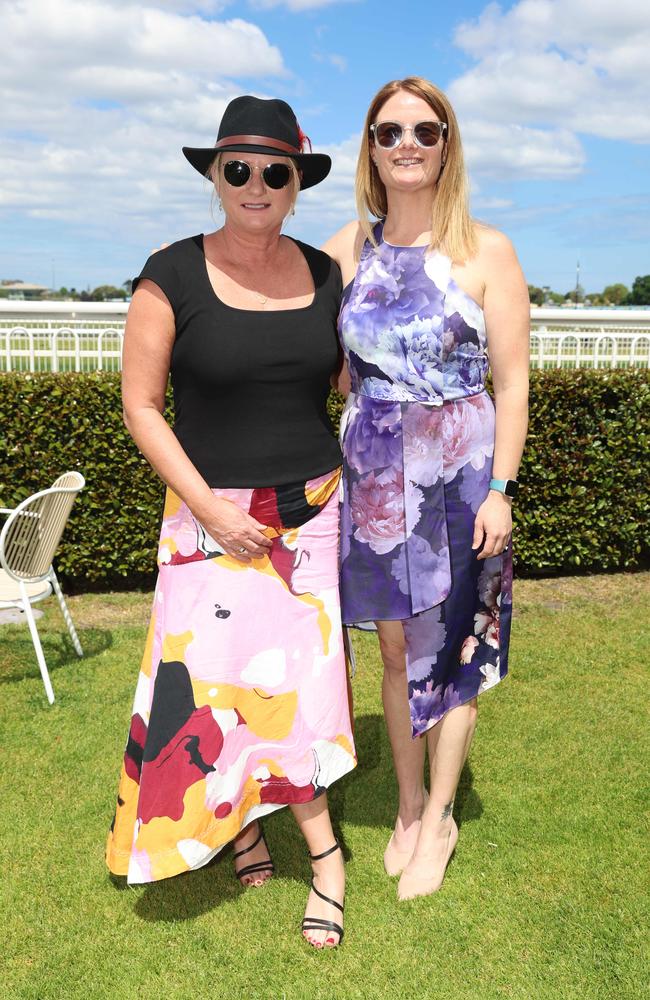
[1,574,648,1000]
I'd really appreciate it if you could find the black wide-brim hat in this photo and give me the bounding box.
[182,96,331,190]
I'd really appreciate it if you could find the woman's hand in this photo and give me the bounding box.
[472,491,512,560]
[200,496,273,563]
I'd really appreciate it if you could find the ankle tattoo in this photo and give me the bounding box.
[440,800,454,821]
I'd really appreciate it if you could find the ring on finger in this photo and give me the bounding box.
[238,546,247,553]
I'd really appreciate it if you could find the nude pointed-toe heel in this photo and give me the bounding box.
[384,789,429,877]
[383,833,416,877]
[397,818,458,901]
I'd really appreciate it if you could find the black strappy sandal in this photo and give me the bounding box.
[233,822,274,887]
[302,842,345,948]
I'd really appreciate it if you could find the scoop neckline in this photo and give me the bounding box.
[199,233,320,315]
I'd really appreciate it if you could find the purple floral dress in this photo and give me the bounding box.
[338,222,513,738]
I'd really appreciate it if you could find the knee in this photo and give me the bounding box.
[379,635,407,677]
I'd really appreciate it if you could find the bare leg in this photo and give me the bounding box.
[292,794,345,949]
[398,697,478,900]
[377,620,427,863]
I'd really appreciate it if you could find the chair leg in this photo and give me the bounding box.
[50,571,83,657]
[19,582,55,705]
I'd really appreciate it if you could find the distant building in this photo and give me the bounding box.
[0,280,50,300]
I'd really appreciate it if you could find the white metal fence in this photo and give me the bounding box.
[1,307,649,373]
[529,331,650,369]
[1,325,124,373]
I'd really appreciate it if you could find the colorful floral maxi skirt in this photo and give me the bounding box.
[106,469,356,884]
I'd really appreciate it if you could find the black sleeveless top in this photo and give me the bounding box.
[132,235,343,488]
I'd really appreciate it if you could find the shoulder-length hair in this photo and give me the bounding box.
[355,77,476,262]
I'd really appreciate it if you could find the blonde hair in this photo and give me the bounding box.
[355,77,477,262]
[209,153,301,218]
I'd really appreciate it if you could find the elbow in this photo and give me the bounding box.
[493,376,529,400]
[122,404,148,441]
[122,405,135,436]
[122,400,164,438]
[122,408,141,448]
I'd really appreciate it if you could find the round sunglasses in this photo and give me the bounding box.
[222,159,292,190]
[370,120,448,150]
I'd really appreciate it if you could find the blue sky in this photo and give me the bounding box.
[1,0,648,294]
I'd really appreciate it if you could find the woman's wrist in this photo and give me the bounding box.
[487,488,513,506]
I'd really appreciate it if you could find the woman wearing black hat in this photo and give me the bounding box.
[106,96,355,950]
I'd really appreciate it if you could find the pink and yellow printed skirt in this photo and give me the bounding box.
[106,468,356,884]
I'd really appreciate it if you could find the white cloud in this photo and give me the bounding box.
[0,0,287,234]
[251,0,358,10]
[450,0,650,144]
[472,197,514,212]
[462,122,585,180]
[0,2,285,103]
[284,133,359,246]
[144,1,231,11]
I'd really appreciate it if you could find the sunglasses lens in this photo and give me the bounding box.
[223,160,250,187]
[374,122,402,148]
[262,163,292,189]
[414,122,444,147]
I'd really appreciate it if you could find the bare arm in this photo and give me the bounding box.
[323,221,363,396]
[122,280,271,560]
[322,220,364,286]
[472,230,530,558]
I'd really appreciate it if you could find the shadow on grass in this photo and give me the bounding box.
[122,712,482,924]
[0,626,114,686]
[128,850,243,922]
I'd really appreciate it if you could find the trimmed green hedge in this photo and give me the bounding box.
[1,370,648,590]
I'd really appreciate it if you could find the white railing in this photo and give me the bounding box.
[2,325,648,373]
[529,331,650,369]
[1,303,649,373]
[1,327,124,372]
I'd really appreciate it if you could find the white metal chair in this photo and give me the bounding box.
[0,471,85,704]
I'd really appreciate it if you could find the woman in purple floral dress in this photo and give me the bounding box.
[324,77,529,900]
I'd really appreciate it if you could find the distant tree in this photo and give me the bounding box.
[122,279,133,295]
[79,290,91,302]
[627,275,650,305]
[602,283,629,305]
[564,284,585,304]
[527,284,544,306]
[90,285,127,301]
[58,286,69,297]
[586,292,605,306]
[547,291,564,305]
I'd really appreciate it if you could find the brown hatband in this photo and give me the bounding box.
[214,134,300,154]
